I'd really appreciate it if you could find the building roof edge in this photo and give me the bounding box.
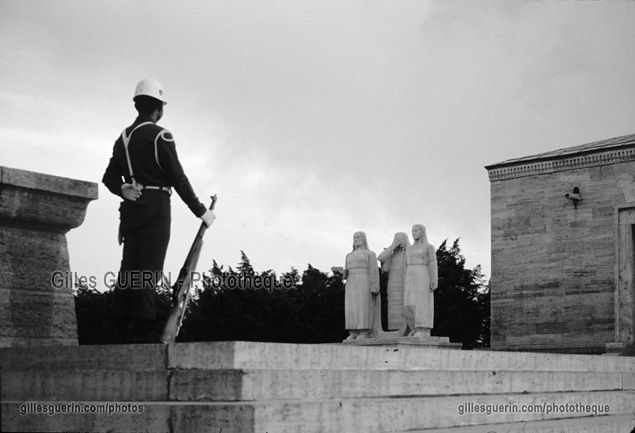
[485,133,635,171]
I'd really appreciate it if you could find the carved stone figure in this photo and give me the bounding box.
[378,232,409,334]
[404,224,438,337]
[343,231,380,341]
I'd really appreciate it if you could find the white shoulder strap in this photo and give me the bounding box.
[120,121,153,186]
[154,129,173,174]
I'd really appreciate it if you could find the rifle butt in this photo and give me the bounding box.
[160,306,181,344]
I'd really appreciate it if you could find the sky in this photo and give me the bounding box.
[1,0,634,291]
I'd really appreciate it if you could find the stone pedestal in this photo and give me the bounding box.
[0,166,98,347]
[343,335,462,349]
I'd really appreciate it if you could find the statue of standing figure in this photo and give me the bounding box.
[404,224,438,337]
[377,232,409,335]
[342,231,380,341]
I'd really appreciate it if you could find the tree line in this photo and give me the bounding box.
[75,239,490,348]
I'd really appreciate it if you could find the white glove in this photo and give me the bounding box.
[200,209,216,228]
[121,183,142,201]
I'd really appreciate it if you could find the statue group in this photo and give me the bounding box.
[342,225,438,342]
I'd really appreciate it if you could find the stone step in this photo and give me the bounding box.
[407,414,635,433]
[3,343,634,432]
[0,343,166,371]
[4,367,634,402]
[169,369,635,402]
[3,341,635,372]
[168,342,635,372]
[2,391,634,433]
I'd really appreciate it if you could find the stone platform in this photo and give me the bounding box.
[343,335,462,349]
[2,341,635,432]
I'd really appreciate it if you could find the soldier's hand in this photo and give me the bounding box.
[121,183,142,201]
[200,209,216,228]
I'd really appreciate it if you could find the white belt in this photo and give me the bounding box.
[137,183,171,194]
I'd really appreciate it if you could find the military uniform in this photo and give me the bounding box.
[103,114,207,341]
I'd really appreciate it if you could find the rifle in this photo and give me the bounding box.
[161,195,217,344]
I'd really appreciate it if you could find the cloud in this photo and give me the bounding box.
[3,0,635,284]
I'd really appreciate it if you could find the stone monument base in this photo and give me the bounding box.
[342,335,462,349]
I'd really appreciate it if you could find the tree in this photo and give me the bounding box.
[74,246,490,347]
[74,284,117,345]
[283,267,301,288]
[236,250,255,277]
[178,258,347,343]
[433,239,490,348]
[300,264,328,291]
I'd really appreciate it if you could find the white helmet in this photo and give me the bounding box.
[133,79,167,104]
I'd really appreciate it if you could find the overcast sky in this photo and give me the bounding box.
[2,0,634,289]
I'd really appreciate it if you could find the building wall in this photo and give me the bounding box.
[490,160,635,353]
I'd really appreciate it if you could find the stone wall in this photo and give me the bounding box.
[487,135,635,354]
[0,166,97,347]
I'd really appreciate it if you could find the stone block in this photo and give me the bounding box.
[1,401,171,433]
[2,370,169,401]
[164,341,635,372]
[0,166,97,232]
[171,403,255,433]
[1,343,167,371]
[169,369,627,402]
[247,391,635,432]
[415,414,635,433]
[624,372,635,390]
[0,166,97,348]
[0,290,77,346]
[0,227,70,292]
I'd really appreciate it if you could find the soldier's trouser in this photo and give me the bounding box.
[113,191,171,320]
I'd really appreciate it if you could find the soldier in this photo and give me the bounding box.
[103,79,215,343]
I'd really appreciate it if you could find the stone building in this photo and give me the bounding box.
[486,133,635,354]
